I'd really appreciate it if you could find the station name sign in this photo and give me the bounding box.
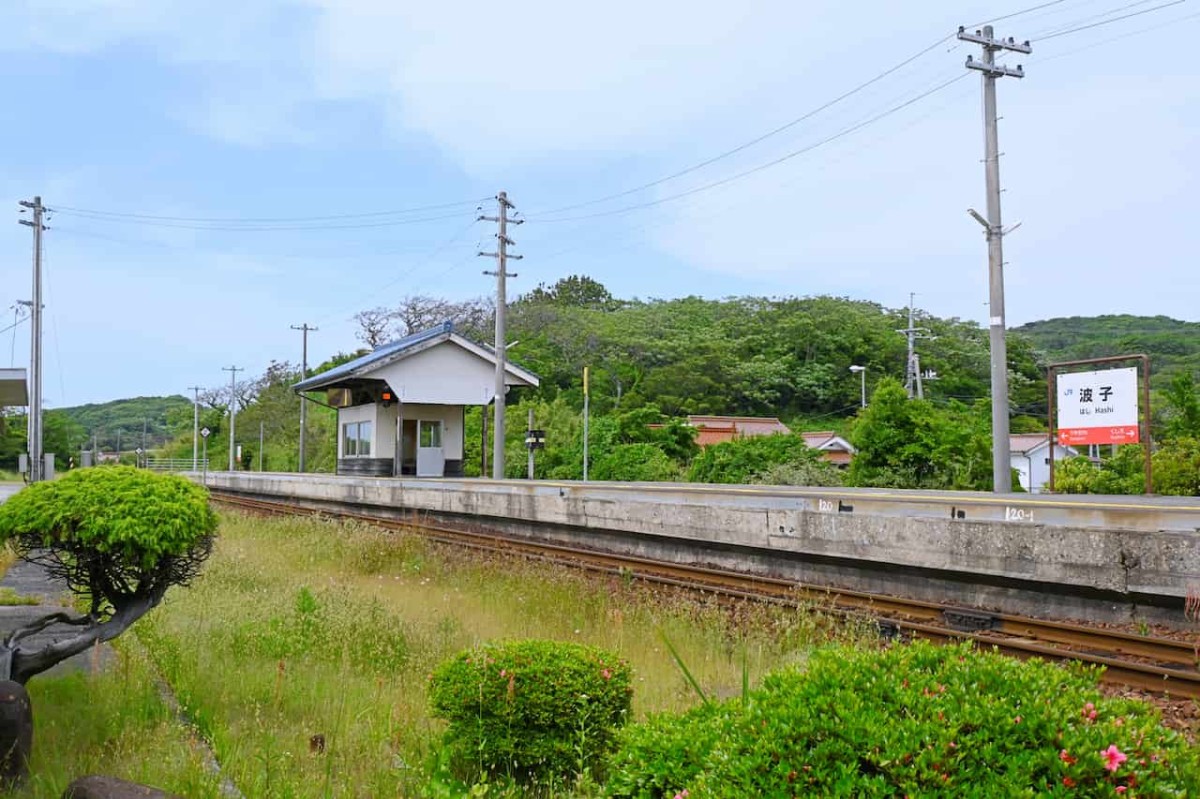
[1056,366,1139,446]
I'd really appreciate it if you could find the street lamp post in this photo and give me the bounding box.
[849,365,867,408]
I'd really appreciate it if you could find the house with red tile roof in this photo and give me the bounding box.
[685,415,791,447]
[798,430,856,467]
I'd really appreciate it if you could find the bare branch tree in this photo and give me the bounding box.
[352,307,396,348]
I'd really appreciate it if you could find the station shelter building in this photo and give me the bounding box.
[293,322,539,478]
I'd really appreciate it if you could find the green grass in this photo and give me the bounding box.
[13,642,219,797]
[116,510,870,796]
[0,586,39,606]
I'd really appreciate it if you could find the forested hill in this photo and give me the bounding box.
[387,284,1050,424]
[53,395,191,451]
[1012,315,1200,384]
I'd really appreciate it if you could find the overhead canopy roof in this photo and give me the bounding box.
[0,369,29,406]
[293,321,539,395]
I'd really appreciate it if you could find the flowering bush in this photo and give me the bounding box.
[606,642,1200,797]
[430,639,632,784]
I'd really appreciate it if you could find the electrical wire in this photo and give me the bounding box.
[47,207,473,232]
[48,197,490,224]
[0,312,29,340]
[313,218,482,324]
[1038,0,1188,38]
[1030,0,1159,37]
[530,72,969,224]
[525,76,976,264]
[50,222,476,263]
[528,38,956,217]
[526,0,1072,219]
[1034,7,1200,60]
[40,220,67,406]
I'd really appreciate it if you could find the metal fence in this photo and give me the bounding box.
[145,458,208,472]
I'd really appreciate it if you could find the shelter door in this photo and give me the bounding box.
[416,420,445,477]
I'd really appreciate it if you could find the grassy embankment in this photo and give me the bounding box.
[13,510,870,797]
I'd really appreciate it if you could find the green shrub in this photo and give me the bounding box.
[686,433,824,484]
[751,460,842,487]
[429,639,633,784]
[592,444,681,482]
[606,642,1200,798]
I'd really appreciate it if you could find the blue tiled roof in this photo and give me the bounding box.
[293,321,453,392]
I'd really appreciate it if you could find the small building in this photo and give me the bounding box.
[293,322,539,477]
[800,430,857,467]
[1010,433,1079,493]
[686,415,791,447]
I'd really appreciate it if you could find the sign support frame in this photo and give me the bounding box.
[1047,354,1151,495]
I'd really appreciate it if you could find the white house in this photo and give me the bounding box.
[293,322,539,477]
[1010,433,1079,493]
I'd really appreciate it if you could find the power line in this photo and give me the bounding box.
[970,0,1072,26]
[0,312,29,338]
[530,73,969,224]
[1034,7,1200,60]
[48,207,472,232]
[313,217,481,324]
[48,197,489,224]
[1039,0,1188,38]
[527,1,1071,219]
[529,39,955,217]
[1037,0,1161,35]
[526,75,976,265]
[50,221,476,263]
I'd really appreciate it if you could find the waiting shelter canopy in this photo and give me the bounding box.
[0,369,29,406]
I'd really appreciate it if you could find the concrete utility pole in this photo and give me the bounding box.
[17,197,45,482]
[958,24,1030,494]
[478,192,523,480]
[188,386,203,471]
[897,292,933,400]
[222,365,242,471]
[290,324,317,472]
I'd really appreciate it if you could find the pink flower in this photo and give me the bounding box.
[1115,788,1127,794]
[673,791,689,799]
[601,668,612,680]
[499,669,507,678]
[1013,716,1022,724]
[1060,750,1077,765]
[1102,745,1128,772]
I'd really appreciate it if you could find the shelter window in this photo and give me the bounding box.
[342,421,373,457]
[419,420,442,448]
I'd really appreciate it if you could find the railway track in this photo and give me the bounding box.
[210,491,1200,699]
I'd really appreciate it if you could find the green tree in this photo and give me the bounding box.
[519,274,619,311]
[847,379,993,490]
[1162,372,1200,440]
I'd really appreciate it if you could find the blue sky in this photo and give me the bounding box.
[1,0,1198,407]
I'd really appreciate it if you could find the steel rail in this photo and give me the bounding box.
[210,491,1200,698]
